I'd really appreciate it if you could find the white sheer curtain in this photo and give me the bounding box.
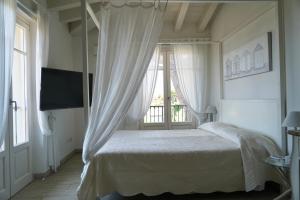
[82,5,164,164]
[0,0,16,146]
[28,4,54,172]
[78,4,164,198]
[124,47,160,130]
[172,44,208,127]
[35,4,51,136]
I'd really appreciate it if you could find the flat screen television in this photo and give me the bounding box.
[40,68,93,111]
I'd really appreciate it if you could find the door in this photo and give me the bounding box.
[142,47,195,129]
[0,17,33,200]
[0,128,10,199]
[9,19,32,196]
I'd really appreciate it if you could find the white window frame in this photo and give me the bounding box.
[12,18,31,147]
[141,46,196,130]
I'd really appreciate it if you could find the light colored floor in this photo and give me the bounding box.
[12,154,83,200]
[12,153,282,200]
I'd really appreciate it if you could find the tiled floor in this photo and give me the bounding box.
[12,153,284,200]
[12,154,83,200]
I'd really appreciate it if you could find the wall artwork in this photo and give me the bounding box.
[223,32,272,81]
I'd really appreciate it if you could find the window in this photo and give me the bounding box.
[12,21,29,146]
[144,54,164,123]
[169,54,193,123]
[143,48,194,129]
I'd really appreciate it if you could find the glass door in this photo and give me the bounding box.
[0,121,10,199]
[168,52,195,129]
[9,19,32,196]
[142,47,195,129]
[143,53,167,129]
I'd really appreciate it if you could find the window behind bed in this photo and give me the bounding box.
[142,47,195,130]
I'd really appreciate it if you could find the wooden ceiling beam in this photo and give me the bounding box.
[174,3,189,32]
[59,7,81,23]
[86,2,100,30]
[70,10,100,35]
[47,0,100,11]
[197,3,219,32]
[48,0,81,11]
[59,3,100,24]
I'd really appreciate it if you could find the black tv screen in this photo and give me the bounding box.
[40,68,93,111]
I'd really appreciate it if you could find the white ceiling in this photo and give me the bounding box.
[47,1,220,37]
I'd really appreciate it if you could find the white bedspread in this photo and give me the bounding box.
[200,122,283,191]
[77,123,282,200]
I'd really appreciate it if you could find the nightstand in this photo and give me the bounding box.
[265,155,291,200]
[282,111,300,200]
[288,130,300,200]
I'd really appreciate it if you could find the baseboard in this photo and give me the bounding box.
[33,168,52,179]
[59,150,76,166]
[75,148,82,153]
[33,149,82,179]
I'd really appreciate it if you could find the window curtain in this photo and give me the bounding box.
[172,44,208,127]
[78,4,164,199]
[123,46,160,130]
[35,4,51,136]
[28,4,54,172]
[0,0,16,146]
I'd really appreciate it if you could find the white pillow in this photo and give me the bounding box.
[199,122,241,145]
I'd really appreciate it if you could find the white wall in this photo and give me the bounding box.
[32,10,95,173]
[208,3,279,105]
[47,11,78,168]
[222,7,280,99]
[71,30,98,149]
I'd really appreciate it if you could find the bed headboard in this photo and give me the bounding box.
[219,100,282,148]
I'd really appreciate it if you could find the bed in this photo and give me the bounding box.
[78,122,283,200]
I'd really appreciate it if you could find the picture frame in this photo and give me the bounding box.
[223,32,272,81]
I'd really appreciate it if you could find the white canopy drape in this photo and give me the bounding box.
[0,0,16,146]
[124,46,160,130]
[172,44,208,127]
[82,4,164,164]
[78,4,164,199]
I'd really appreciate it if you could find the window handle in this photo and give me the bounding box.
[10,100,18,111]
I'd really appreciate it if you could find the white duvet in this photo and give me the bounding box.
[77,122,283,200]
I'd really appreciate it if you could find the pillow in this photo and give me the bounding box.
[199,122,281,155]
[199,122,240,145]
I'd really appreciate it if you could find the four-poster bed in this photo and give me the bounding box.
[76,0,287,200]
[77,101,285,199]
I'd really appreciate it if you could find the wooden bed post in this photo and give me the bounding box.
[277,0,288,155]
[81,0,90,129]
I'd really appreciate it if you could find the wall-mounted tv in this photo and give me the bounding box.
[40,68,93,111]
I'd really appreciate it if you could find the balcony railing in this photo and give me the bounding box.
[171,105,192,123]
[144,105,164,123]
[144,105,192,123]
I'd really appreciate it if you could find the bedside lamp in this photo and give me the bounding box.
[282,111,300,130]
[282,111,300,200]
[206,106,217,122]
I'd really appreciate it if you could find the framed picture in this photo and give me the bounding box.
[223,32,272,81]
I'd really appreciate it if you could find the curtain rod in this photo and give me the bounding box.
[158,38,221,44]
[100,0,276,2]
[158,41,220,44]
